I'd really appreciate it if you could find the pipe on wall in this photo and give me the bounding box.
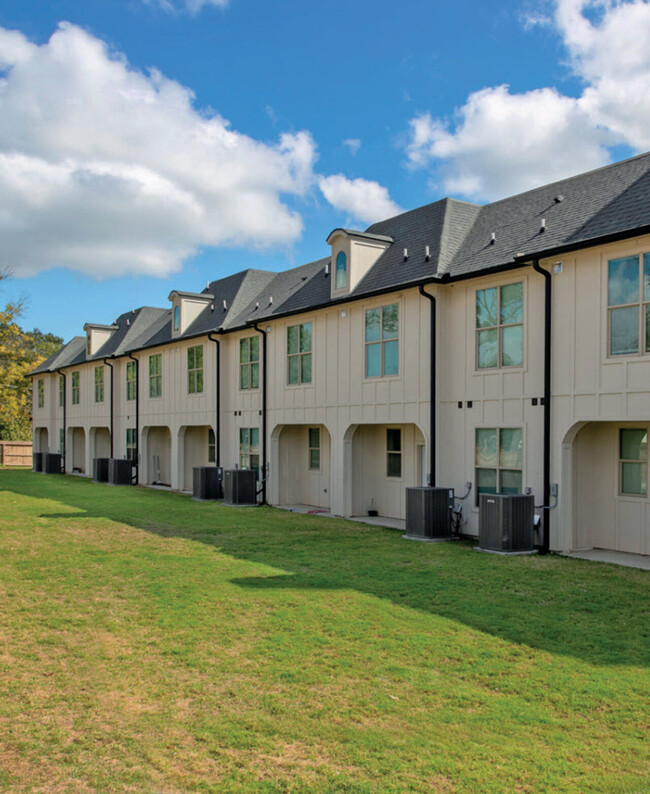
[126,353,139,485]
[103,358,114,458]
[252,323,267,505]
[56,369,67,473]
[207,333,221,467]
[418,285,436,486]
[532,259,551,555]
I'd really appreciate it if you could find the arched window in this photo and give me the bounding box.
[173,305,180,332]
[336,250,347,289]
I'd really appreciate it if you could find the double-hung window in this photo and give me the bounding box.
[59,374,65,407]
[619,429,647,496]
[149,354,162,398]
[365,304,399,377]
[475,428,523,501]
[126,361,137,401]
[386,428,402,477]
[37,379,44,408]
[476,283,523,368]
[188,346,203,394]
[308,428,320,470]
[59,428,65,456]
[287,323,312,384]
[71,371,80,405]
[239,428,259,476]
[208,428,216,463]
[240,337,259,390]
[126,428,137,463]
[608,255,650,355]
[94,366,104,403]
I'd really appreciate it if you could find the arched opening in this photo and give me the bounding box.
[34,427,49,454]
[70,427,86,473]
[91,427,111,459]
[181,425,215,492]
[143,426,172,486]
[274,424,331,510]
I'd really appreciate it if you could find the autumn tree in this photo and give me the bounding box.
[0,270,63,440]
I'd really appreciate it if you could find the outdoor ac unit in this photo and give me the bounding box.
[93,457,110,483]
[222,469,257,505]
[107,458,132,486]
[32,452,43,473]
[478,493,534,552]
[404,487,454,540]
[192,466,223,501]
[44,452,62,474]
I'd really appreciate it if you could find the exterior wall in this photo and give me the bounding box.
[275,424,331,509]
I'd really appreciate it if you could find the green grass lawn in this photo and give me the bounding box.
[0,468,648,792]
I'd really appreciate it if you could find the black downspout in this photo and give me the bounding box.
[57,370,67,473]
[418,285,436,486]
[532,259,551,555]
[252,323,267,504]
[103,358,114,458]
[207,333,221,467]
[126,353,139,485]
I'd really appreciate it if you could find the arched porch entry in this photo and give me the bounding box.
[34,427,48,453]
[142,426,172,486]
[272,424,331,510]
[345,423,426,520]
[566,421,650,555]
[68,427,86,473]
[179,425,215,492]
[90,427,111,460]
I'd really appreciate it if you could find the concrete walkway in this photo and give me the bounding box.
[561,549,650,570]
[277,504,405,532]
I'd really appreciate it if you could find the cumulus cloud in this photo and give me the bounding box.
[406,0,650,202]
[0,22,316,278]
[319,174,402,225]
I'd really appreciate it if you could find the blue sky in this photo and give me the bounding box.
[1,0,649,340]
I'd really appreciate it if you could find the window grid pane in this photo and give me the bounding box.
[366,304,399,377]
[476,283,523,369]
[475,428,523,503]
[287,324,312,384]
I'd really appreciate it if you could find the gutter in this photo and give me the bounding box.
[126,353,139,485]
[103,358,114,458]
[56,369,66,473]
[252,323,267,505]
[532,259,552,555]
[207,333,221,467]
[418,285,436,486]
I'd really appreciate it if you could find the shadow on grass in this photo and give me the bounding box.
[3,469,649,668]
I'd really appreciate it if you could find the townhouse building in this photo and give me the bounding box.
[30,152,650,557]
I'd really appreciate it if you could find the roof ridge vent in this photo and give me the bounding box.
[490,232,496,245]
[540,218,546,233]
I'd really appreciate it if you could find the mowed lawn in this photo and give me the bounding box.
[0,469,648,793]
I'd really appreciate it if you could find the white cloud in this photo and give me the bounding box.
[146,0,229,15]
[319,174,402,225]
[343,138,361,156]
[0,22,316,278]
[406,0,650,202]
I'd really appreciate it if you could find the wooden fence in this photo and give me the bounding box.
[0,441,33,466]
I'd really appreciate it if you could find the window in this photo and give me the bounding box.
[173,305,180,333]
[37,379,44,408]
[287,323,312,384]
[94,366,104,403]
[335,251,347,289]
[308,428,320,470]
[476,283,523,368]
[86,335,91,355]
[126,428,137,463]
[387,428,402,478]
[71,371,80,405]
[608,255,650,355]
[619,429,647,496]
[59,375,65,407]
[475,428,523,502]
[59,428,65,457]
[239,428,259,476]
[187,345,203,394]
[208,428,216,463]
[149,354,162,398]
[126,361,137,401]
[365,304,398,377]
[240,337,259,390]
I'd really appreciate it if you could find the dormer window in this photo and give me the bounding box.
[336,251,347,289]
[168,289,213,336]
[173,305,180,333]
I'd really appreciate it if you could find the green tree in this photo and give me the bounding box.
[0,271,63,440]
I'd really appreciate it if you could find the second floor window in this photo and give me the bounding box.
[608,254,650,356]
[149,353,162,398]
[37,379,44,408]
[71,371,80,405]
[476,427,523,503]
[126,361,137,401]
[94,366,104,403]
[476,282,523,368]
[59,374,65,407]
[188,345,203,394]
[287,322,311,384]
[365,304,398,377]
[240,337,259,390]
